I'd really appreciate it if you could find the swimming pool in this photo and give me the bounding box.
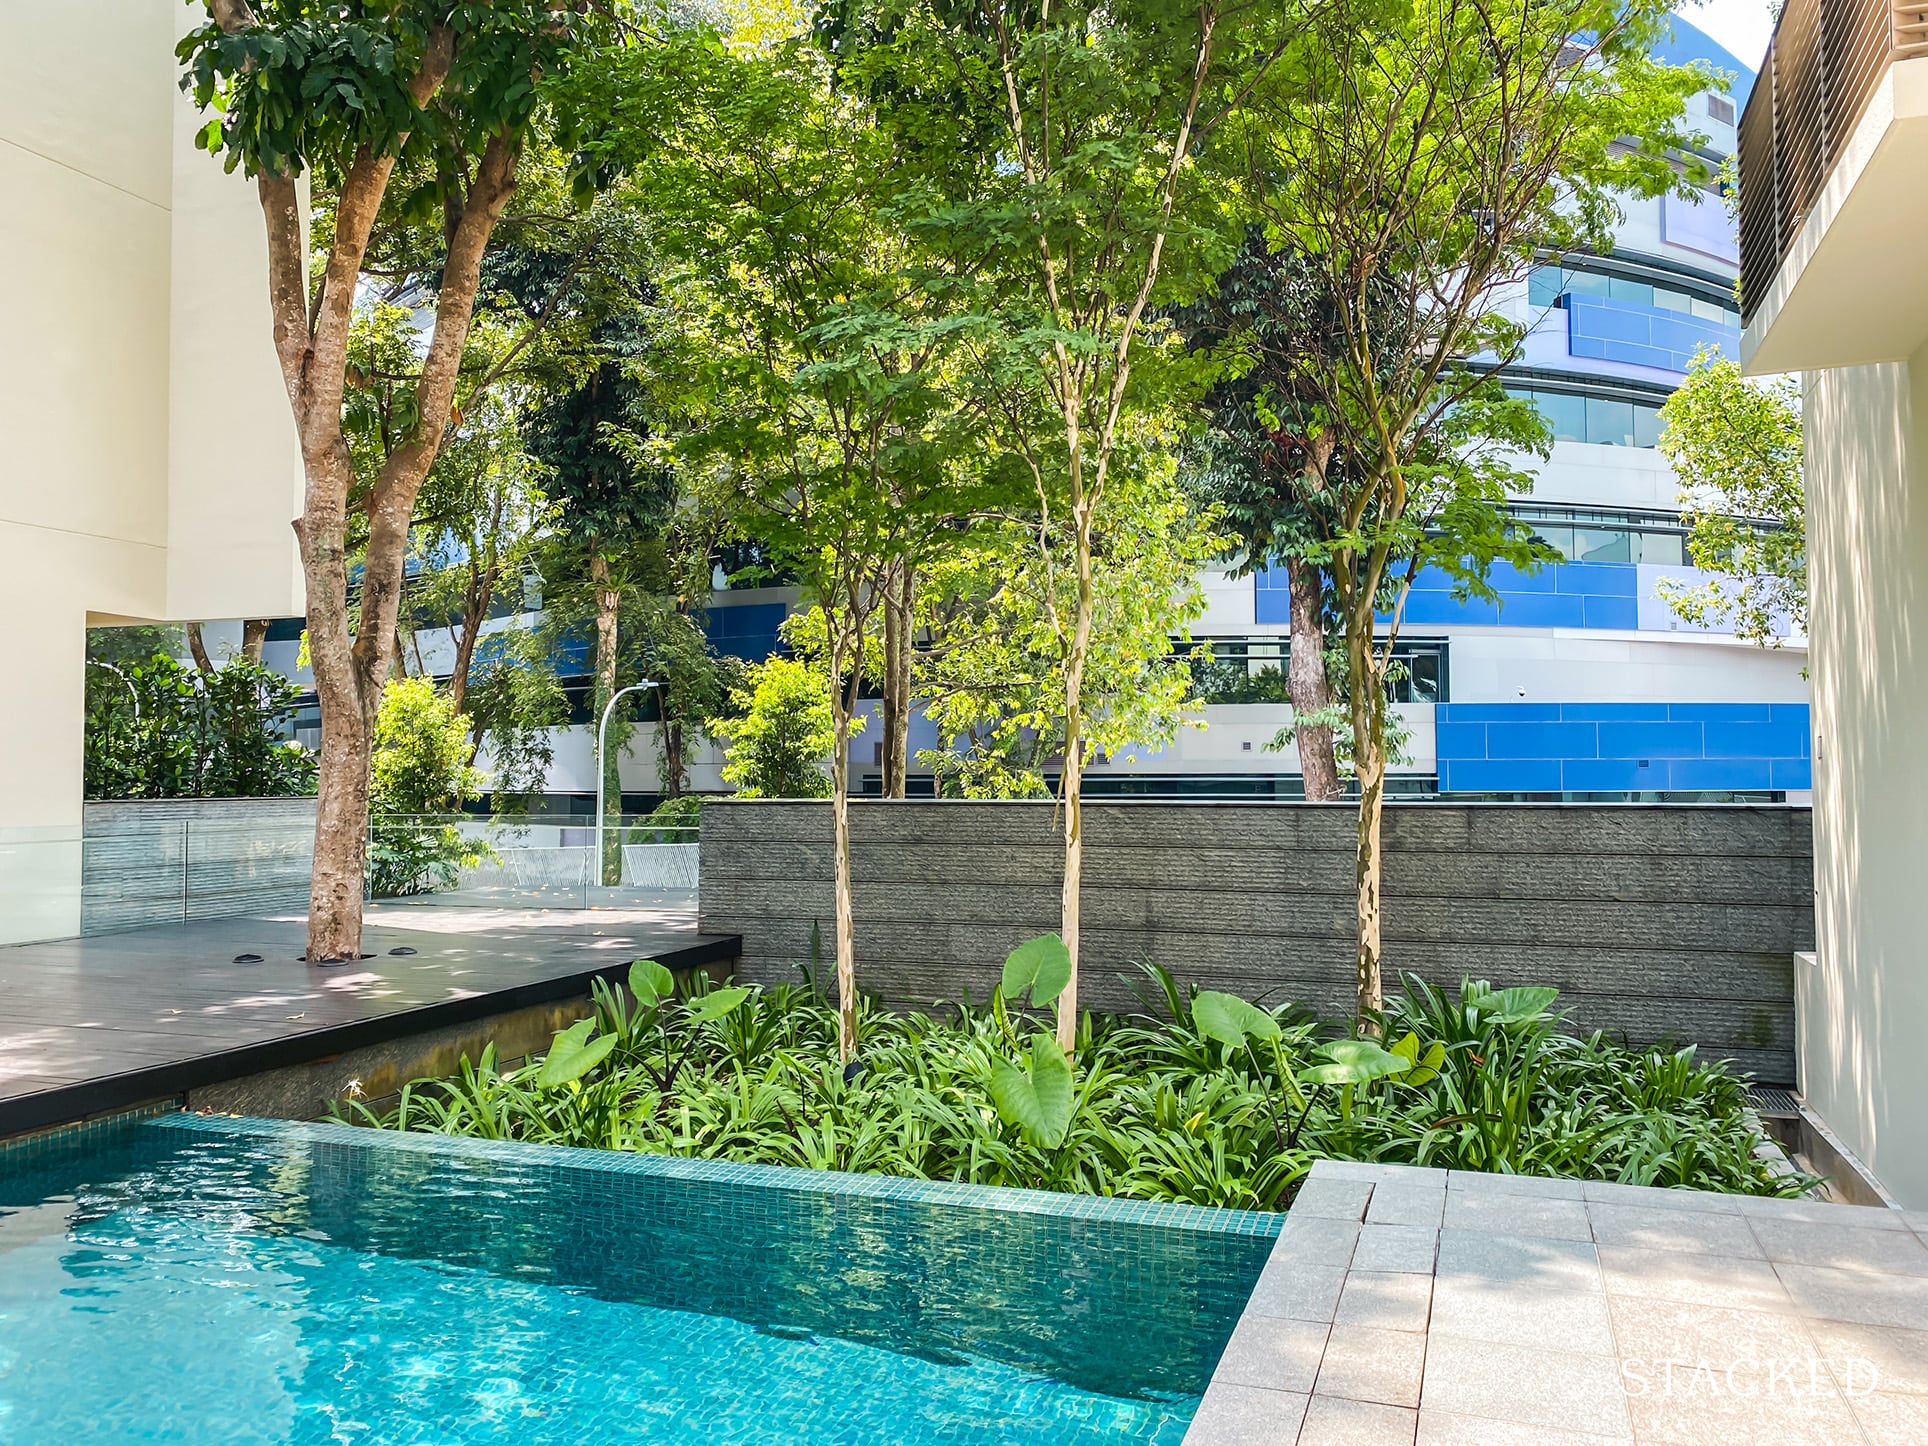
[0,1112,1278,1443]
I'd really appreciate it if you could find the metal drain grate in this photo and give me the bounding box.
[1747,1086,1801,1118]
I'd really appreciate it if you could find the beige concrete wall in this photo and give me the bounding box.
[1802,347,1928,1207]
[0,2,303,942]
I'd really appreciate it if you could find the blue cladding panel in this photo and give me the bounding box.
[1440,759,1564,793]
[1485,722,1599,760]
[1597,721,1706,759]
[1435,703,1811,796]
[1566,296,1740,373]
[1557,564,1637,596]
[1583,595,1640,629]
[1393,561,1658,632]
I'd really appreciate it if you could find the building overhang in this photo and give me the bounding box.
[1743,57,1928,375]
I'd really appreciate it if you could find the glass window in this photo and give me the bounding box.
[1633,531,1686,565]
[1564,270,1611,297]
[1528,267,1563,306]
[1707,94,1735,125]
[1573,528,1632,563]
[1654,288,1693,314]
[1634,404,1663,448]
[1585,396,1636,446]
[1608,276,1654,306]
[1530,523,1575,558]
[1690,297,1730,323]
[1537,390,1588,442]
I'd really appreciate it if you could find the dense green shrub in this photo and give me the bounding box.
[349,964,1813,1207]
[84,652,315,800]
[708,656,836,798]
[367,677,490,897]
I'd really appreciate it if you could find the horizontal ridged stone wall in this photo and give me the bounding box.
[82,798,316,934]
[700,800,1813,1084]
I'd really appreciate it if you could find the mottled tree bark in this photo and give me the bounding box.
[240,619,269,663]
[590,544,622,884]
[186,623,215,676]
[1287,558,1341,802]
[879,558,915,797]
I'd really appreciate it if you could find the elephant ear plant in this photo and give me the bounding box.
[987,934,1079,1149]
[578,959,751,1096]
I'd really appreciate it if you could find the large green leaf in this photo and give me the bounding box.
[1465,983,1559,1025]
[1000,934,1072,1009]
[988,1033,1075,1148]
[629,959,675,1009]
[685,986,751,1023]
[1300,1037,1412,1087]
[536,1019,617,1088]
[1193,990,1282,1048]
[1387,1030,1447,1087]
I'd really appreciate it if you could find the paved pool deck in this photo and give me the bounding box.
[0,900,733,1138]
[1186,1159,1928,1445]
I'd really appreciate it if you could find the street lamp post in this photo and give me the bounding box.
[595,680,657,888]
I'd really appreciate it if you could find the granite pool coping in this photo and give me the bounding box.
[1185,1158,1928,1445]
[151,1111,1289,1238]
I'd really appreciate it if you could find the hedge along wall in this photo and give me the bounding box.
[699,799,1814,1084]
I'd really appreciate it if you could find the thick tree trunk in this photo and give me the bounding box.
[1287,558,1342,802]
[186,622,215,675]
[880,559,914,797]
[240,619,269,663]
[590,545,622,884]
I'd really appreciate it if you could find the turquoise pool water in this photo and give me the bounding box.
[0,1114,1276,1444]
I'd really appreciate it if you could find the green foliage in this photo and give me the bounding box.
[83,652,315,801]
[353,967,1819,1206]
[367,676,488,897]
[1656,349,1806,646]
[1000,934,1073,1011]
[710,656,841,799]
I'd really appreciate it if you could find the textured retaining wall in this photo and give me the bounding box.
[700,800,1814,1083]
[82,797,316,933]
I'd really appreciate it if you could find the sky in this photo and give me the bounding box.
[1681,0,1778,73]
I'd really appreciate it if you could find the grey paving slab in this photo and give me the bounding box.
[1444,1168,1583,1200]
[1427,1274,1616,1354]
[1586,1200,1765,1256]
[1435,1227,1604,1291]
[1298,1394,1416,1445]
[1313,1325,1425,1408]
[1777,1262,1928,1329]
[1185,1384,1309,1445]
[1419,1335,1631,1437]
[1181,1162,1928,1446]
[1596,1243,1800,1313]
[1213,1316,1330,1395]
[1749,1216,1928,1275]
[1246,1262,1349,1325]
[1289,1176,1374,1222]
[1331,1271,1432,1333]
[1363,1185,1445,1229]
[1850,1388,1928,1445]
[1440,1189,1592,1240]
[1350,1223,1438,1274]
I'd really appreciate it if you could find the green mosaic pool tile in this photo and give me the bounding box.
[155,1112,1287,1238]
[0,1100,182,1162]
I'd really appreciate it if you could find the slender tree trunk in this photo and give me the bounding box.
[880,558,914,797]
[660,701,686,800]
[830,691,858,1061]
[240,619,269,663]
[447,566,494,716]
[590,544,622,885]
[1287,558,1342,802]
[1056,508,1096,1055]
[1347,621,1386,1032]
[186,622,215,675]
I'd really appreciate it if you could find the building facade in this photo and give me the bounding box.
[1739,0,1928,1205]
[0,4,305,943]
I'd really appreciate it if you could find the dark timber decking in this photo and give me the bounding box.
[0,904,736,1138]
